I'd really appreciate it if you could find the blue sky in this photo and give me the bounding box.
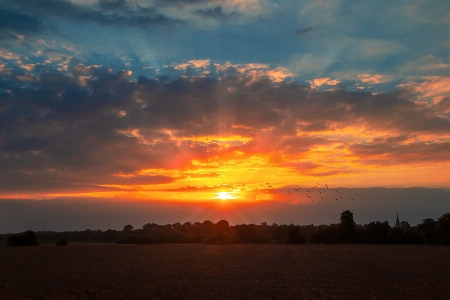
[0,0,449,231]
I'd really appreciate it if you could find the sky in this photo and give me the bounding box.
[0,0,449,232]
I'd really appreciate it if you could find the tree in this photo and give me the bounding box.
[142,223,159,229]
[235,224,257,243]
[7,230,39,246]
[200,220,214,234]
[123,224,133,232]
[400,221,411,230]
[435,213,450,245]
[418,218,437,244]
[340,210,356,233]
[310,224,340,244]
[388,227,406,244]
[364,221,390,243]
[286,225,306,244]
[214,220,230,234]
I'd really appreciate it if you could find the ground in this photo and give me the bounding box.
[0,244,449,299]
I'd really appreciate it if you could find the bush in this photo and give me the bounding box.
[7,230,39,246]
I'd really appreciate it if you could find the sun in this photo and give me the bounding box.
[215,192,236,201]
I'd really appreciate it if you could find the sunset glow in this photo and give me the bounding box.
[0,0,449,229]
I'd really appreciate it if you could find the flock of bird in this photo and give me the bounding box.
[262,182,356,205]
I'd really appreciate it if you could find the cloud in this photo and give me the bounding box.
[358,74,385,84]
[0,8,43,40]
[3,0,183,30]
[214,62,293,82]
[398,76,450,103]
[0,63,12,74]
[399,55,450,75]
[172,59,210,70]
[188,59,210,68]
[155,0,210,7]
[0,62,449,196]
[307,77,341,88]
[294,26,314,35]
[194,6,239,20]
[97,0,128,11]
[349,139,450,166]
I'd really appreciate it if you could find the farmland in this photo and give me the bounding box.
[1,244,449,299]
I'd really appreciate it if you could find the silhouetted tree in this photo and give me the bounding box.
[310,224,340,244]
[286,225,306,244]
[235,224,257,243]
[123,224,133,232]
[418,218,437,244]
[340,210,356,234]
[214,220,230,234]
[338,210,356,243]
[388,227,406,244]
[400,221,411,230]
[142,223,159,229]
[364,221,390,243]
[7,230,39,246]
[200,220,214,235]
[435,213,450,245]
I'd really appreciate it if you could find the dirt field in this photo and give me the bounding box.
[0,244,449,299]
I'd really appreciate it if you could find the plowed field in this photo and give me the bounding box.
[1,244,449,299]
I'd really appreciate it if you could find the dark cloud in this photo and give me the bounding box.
[98,0,128,11]
[349,140,450,165]
[2,0,182,30]
[0,8,43,40]
[294,26,314,35]
[155,0,210,7]
[194,6,239,20]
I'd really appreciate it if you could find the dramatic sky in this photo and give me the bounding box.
[0,0,449,231]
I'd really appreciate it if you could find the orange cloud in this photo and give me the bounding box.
[358,73,384,84]
[307,77,341,88]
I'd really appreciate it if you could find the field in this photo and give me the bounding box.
[1,244,449,299]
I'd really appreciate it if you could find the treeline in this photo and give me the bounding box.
[0,229,120,245]
[2,211,449,246]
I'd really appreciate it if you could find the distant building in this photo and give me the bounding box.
[395,213,400,227]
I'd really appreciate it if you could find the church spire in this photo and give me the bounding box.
[395,213,400,227]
